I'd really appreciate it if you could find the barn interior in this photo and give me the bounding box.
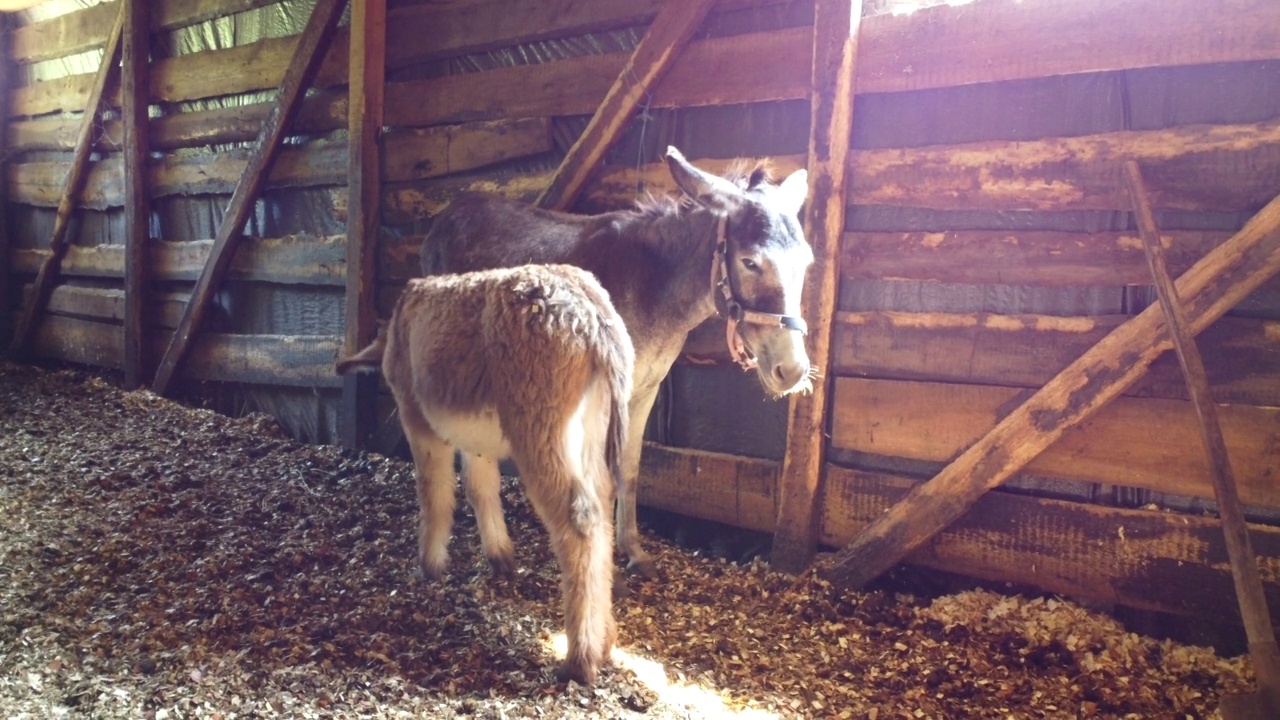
[2,0,1279,716]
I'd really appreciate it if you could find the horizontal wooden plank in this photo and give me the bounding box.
[637,443,1280,621]
[8,118,551,208]
[848,118,1280,212]
[27,285,191,329]
[830,377,1280,508]
[12,0,283,65]
[26,313,341,388]
[819,466,1280,621]
[845,230,1234,286]
[832,311,1280,407]
[855,0,1280,95]
[11,236,346,285]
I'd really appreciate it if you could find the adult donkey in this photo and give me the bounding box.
[420,146,813,577]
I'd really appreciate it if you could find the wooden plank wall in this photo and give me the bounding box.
[5,0,1280,617]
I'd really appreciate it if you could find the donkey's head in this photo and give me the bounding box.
[665,147,814,397]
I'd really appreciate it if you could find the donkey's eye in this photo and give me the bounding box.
[741,258,761,272]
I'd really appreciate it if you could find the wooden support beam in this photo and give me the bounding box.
[771,0,863,573]
[122,0,151,389]
[341,0,386,450]
[0,15,12,346]
[8,6,125,359]
[535,0,715,211]
[821,188,1280,589]
[1124,161,1280,715]
[150,0,347,396]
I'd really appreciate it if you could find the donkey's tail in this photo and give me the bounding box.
[335,326,387,375]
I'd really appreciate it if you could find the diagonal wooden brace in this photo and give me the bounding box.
[9,5,125,358]
[821,187,1280,589]
[150,0,348,396]
[1125,161,1280,716]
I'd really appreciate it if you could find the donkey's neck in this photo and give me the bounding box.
[632,206,719,335]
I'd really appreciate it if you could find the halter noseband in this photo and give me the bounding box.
[711,215,808,371]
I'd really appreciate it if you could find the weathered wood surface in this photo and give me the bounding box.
[856,0,1280,94]
[122,0,151,389]
[24,285,190,329]
[9,6,125,357]
[536,0,716,211]
[11,0,282,65]
[832,312,1280,406]
[846,230,1236,286]
[822,189,1280,589]
[830,377,1280,508]
[341,0,386,451]
[27,313,342,388]
[848,118,1280,212]
[12,236,347,285]
[638,443,1280,622]
[19,0,1278,116]
[772,0,863,573]
[9,118,552,208]
[151,0,344,397]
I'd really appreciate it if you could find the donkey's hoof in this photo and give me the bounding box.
[625,556,659,579]
[555,658,598,686]
[415,559,446,582]
[488,553,518,579]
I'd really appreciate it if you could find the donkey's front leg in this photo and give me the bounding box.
[615,391,658,577]
[399,404,458,580]
[462,452,517,577]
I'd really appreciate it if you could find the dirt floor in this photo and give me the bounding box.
[0,360,1257,718]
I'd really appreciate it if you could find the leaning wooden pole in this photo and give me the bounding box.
[535,0,715,211]
[0,15,13,346]
[9,6,125,358]
[1124,161,1280,716]
[122,0,152,389]
[151,0,348,396]
[771,0,864,572]
[340,0,387,450]
[822,188,1280,589]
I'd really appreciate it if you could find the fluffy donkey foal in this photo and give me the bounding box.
[336,264,634,684]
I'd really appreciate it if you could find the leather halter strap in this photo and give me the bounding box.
[710,216,808,371]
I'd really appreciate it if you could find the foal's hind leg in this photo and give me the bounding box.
[461,452,517,576]
[398,403,457,579]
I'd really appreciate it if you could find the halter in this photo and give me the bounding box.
[710,215,808,371]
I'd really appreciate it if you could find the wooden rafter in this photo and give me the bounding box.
[821,188,1280,589]
[122,0,152,389]
[770,0,864,572]
[8,5,125,358]
[1124,161,1280,715]
[150,0,348,396]
[535,0,715,211]
[340,0,387,450]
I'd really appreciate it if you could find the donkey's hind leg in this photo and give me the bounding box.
[515,415,616,683]
[398,403,457,580]
[462,452,517,577]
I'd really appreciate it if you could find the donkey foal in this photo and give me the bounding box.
[336,264,634,684]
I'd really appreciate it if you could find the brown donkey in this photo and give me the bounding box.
[421,147,813,577]
[336,264,634,684]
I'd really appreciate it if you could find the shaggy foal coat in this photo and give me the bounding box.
[337,264,634,684]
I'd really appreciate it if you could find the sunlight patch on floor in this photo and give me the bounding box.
[544,634,780,718]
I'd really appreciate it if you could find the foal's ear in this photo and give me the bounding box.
[777,168,808,218]
[665,146,745,214]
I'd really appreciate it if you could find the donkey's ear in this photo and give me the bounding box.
[777,168,808,217]
[665,146,745,214]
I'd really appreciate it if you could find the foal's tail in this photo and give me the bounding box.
[335,326,387,376]
[594,312,634,499]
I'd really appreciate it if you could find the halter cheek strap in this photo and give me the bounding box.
[710,216,808,372]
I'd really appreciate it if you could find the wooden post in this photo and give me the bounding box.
[821,189,1280,589]
[9,6,125,358]
[151,0,348,396]
[770,0,864,572]
[340,0,386,450]
[122,0,152,389]
[1124,161,1280,716]
[0,15,12,346]
[535,0,715,211]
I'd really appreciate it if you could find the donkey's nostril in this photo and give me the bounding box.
[773,361,808,390]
